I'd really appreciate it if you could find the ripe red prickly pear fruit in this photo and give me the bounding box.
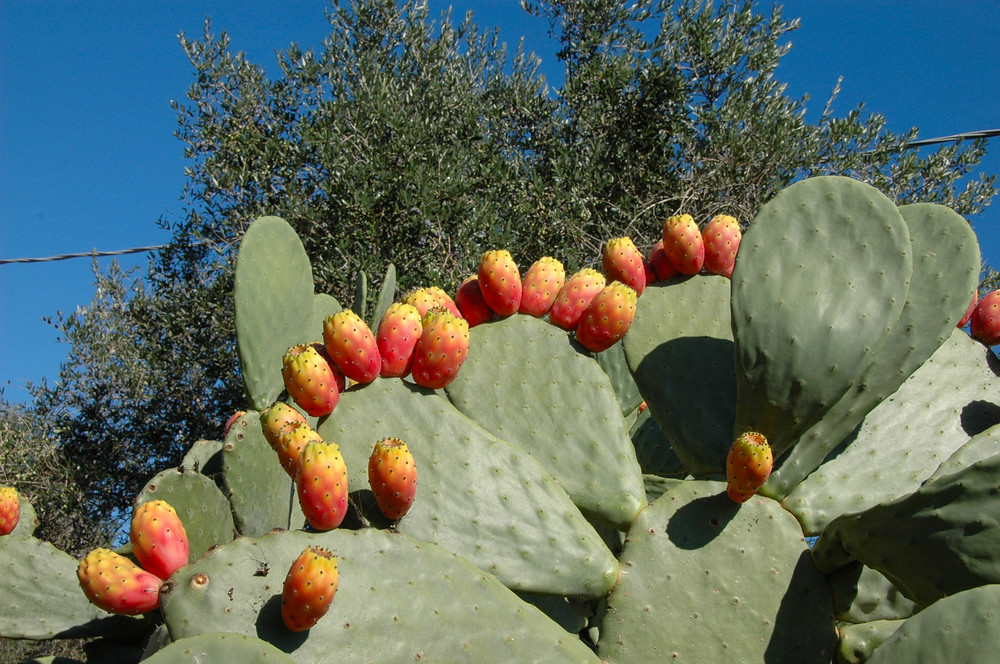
[295,439,349,531]
[0,486,20,535]
[454,276,496,327]
[260,401,309,450]
[281,343,344,417]
[274,420,324,478]
[223,410,246,436]
[702,214,742,278]
[281,546,339,632]
[726,431,773,503]
[549,268,607,331]
[403,286,462,319]
[411,308,471,389]
[662,213,705,275]
[376,302,423,377]
[323,309,381,384]
[971,290,1000,345]
[519,256,566,317]
[129,500,190,581]
[647,239,678,282]
[477,249,522,316]
[959,289,979,328]
[368,437,418,520]
[575,281,638,353]
[602,237,646,296]
[77,548,163,615]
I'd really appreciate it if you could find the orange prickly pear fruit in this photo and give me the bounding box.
[260,401,309,450]
[726,431,773,503]
[411,308,470,390]
[323,309,381,384]
[648,239,678,282]
[368,437,418,520]
[575,281,638,353]
[662,213,705,275]
[0,486,20,535]
[519,257,566,317]
[274,420,324,478]
[959,289,978,328]
[129,500,190,581]
[970,290,1000,345]
[477,249,522,316]
[295,439,350,531]
[281,546,339,632]
[602,237,646,296]
[454,276,496,327]
[549,268,606,331]
[403,286,462,319]
[376,302,423,377]
[77,548,163,615]
[281,343,345,417]
[702,214,742,278]
[223,410,246,436]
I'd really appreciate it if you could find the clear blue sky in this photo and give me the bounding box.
[2,1,998,404]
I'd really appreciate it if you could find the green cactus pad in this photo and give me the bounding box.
[160,529,602,663]
[135,468,235,564]
[370,263,396,330]
[234,216,316,410]
[444,314,645,529]
[622,275,736,477]
[143,632,296,664]
[630,408,686,478]
[764,201,981,498]
[221,411,307,537]
[593,340,644,416]
[310,293,342,338]
[811,452,1000,607]
[731,176,912,458]
[596,480,836,663]
[865,584,1000,664]
[837,619,906,664]
[317,376,620,597]
[0,536,148,640]
[828,562,917,623]
[12,493,38,537]
[783,329,1000,534]
[180,439,224,479]
[926,421,1000,482]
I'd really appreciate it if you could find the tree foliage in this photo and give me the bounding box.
[15,0,996,544]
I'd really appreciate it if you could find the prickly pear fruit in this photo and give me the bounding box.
[295,439,350,531]
[970,289,1000,346]
[129,500,190,581]
[519,256,566,317]
[403,286,462,319]
[274,420,324,478]
[0,486,19,535]
[960,289,979,328]
[368,438,418,520]
[702,214,742,277]
[602,237,646,295]
[260,401,309,450]
[411,308,471,389]
[281,546,339,632]
[223,410,246,436]
[281,343,344,417]
[323,309,381,384]
[454,276,496,327]
[549,268,606,330]
[726,431,773,503]
[477,249,522,316]
[376,302,423,377]
[575,281,638,352]
[662,213,705,275]
[77,548,163,615]
[647,239,678,282]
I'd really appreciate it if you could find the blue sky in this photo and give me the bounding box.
[2,1,998,404]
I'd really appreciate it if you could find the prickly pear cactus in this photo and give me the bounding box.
[5,175,1000,663]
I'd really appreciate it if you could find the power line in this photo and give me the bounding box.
[902,128,1000,148]
[0,244,172,266]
